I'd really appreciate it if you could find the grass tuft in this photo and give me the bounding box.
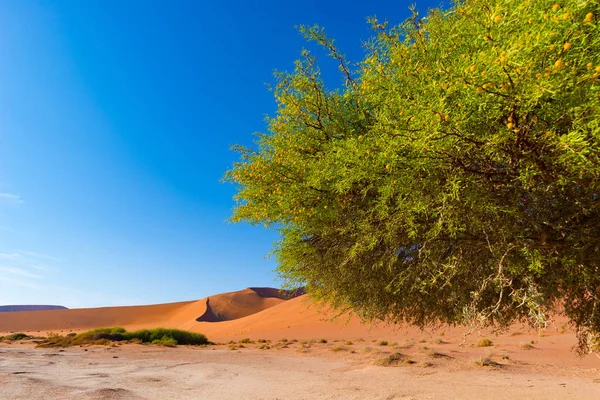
[520,342,535,350]
[375,352,410,367]
[424,348,451,358]
[330,346,348,352]
[474,356,502,367]
[476,338,493,347]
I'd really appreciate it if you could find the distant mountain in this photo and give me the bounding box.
[0,305,68,312]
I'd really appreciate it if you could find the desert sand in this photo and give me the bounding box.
[1,287,599,399]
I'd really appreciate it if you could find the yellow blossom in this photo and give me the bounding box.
[554,59,564,70]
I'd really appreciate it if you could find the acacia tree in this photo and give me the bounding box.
[226,0,600,353]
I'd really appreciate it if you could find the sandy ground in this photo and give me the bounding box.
[1,340,599,400]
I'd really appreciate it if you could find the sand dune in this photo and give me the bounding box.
[0,300,197,333]
[195,287,302,322]
[0,287,304,336]
[186,295,374,340]
[0,288,379,341]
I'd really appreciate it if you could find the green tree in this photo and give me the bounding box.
[226,0,600,354]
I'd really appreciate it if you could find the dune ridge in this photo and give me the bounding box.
[196,287,305,322]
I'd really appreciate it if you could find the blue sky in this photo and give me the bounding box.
[0,0,442,308]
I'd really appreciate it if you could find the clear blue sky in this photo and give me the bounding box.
[0,0,442,308]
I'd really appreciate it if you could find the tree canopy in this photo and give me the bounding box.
[226,0,600,353]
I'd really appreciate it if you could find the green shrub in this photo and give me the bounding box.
[36,327,209,347]
[318,338,327,343]
[87,327,126,334]
[239,338,252,344]
[152,337,177,347]
[123,328,209,345]
[379,340,388,346]
[6,333,29,341]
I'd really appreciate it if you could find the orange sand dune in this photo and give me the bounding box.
[0,287,299,335]
[185,295,374,340]
[196,287,299,322]
[185,295,466,342]
[0,288,375,341]
[0,300,197,333]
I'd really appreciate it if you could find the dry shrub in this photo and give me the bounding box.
[474,356,502,367]
[330,346,348,352]
[476,338,493,347]
[375,353,412,367]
